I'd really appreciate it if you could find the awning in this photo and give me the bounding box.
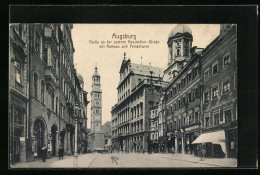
[192,130,226,155]
[192,130,225,144]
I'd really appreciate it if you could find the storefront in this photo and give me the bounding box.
[10,92,27,163]
[184,125,200,154]
[192,130,226,158]
[32,118,47,159]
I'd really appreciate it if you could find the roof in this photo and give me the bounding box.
[77,74,84,83]
[130,63,164,77]
[101,121,111,135]
[168,24,192,38]
[92,66,100,77]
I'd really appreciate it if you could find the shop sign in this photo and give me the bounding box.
[185,125,199,131]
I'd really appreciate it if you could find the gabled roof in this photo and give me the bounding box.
[130,63,164,77]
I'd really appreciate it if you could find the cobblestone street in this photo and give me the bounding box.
[11,153,237,168]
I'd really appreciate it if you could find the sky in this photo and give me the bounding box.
[71,24,220,128]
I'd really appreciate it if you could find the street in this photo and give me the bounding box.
[11,153,237,168]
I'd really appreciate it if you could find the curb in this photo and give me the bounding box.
[158,155,231,167]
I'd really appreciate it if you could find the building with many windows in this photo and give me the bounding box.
[195,24,237,158]
[158,24,237,158]
[111,53,165,153]
[9,24,89,164]
[9,24,30,163]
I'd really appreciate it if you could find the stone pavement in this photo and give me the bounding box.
[154,153,237,167]
[10,153,237,168]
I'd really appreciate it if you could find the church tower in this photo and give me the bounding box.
[91,66,102,133]
[164,24,193,82]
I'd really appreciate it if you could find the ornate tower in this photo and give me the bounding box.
[164,24,193,82]
[91,66,102,133]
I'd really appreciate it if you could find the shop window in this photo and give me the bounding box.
[212,87,218,99]
[223,80,230,94]
[212,62,218,75]
[224,109,232,122]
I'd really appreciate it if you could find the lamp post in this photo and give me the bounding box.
[73,105,79,167]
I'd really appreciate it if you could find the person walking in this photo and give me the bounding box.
[58,146,64,160]
[41,144,47,162]
[200,147,206,161]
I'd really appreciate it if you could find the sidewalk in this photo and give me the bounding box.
[155,153,237,167]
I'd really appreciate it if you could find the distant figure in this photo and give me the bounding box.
[200,147,206,161]
[41,144,47,162]
[81,146,84,155]
[143,149,145,154]
[58,146,64,159]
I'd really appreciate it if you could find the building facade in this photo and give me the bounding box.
[9,24,30,163]
[159,24,237,158]
[198,24,237,158]
[9,24,89,164]
[111,53,165,153]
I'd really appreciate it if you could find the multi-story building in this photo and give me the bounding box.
[9,24,89,164]
[111,53,165,153]
[159,24,237,158]
[9,24,30,163]
[149,104,159,152]
[195,24,237,158]
[158,25,203,154]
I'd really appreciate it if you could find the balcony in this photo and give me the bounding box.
[44,66,57,89]
[15,81,25,94]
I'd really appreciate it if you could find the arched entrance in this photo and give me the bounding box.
[51,124,58,156]
[33,119,46,158]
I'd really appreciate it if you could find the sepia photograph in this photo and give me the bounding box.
[9,23,238,168]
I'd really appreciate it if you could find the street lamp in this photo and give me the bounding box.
[73,104,80,167]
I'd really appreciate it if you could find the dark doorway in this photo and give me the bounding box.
[51,125,58,156]
[33,119,45,158]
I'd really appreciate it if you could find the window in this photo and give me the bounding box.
[14,106,23,125]
[177,49,180,56]
[194,111,199,123]
[138,78,142,84]
[212,62,218,75]
[204,91,209,103]
[34,73,38,98]
[15,59,21,84]
[193,68,197,78]
[205,116,210,127]
[223,80,230,94]
[35,31,41,54]
[204,69,210,81]
[51,93,54,111]
[224,109,232,122]
[223,54,230,68]
[41,81,45,103]
[56,97,58,114]
[188,92,191,103]
[214,113,220,125]
[212,87,218,99]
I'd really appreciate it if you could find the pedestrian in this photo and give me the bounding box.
[143,149,145,154]
[200,147,206,161]
[58,146,64,160]
[81,146,84,155]
[41,144,47,162]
